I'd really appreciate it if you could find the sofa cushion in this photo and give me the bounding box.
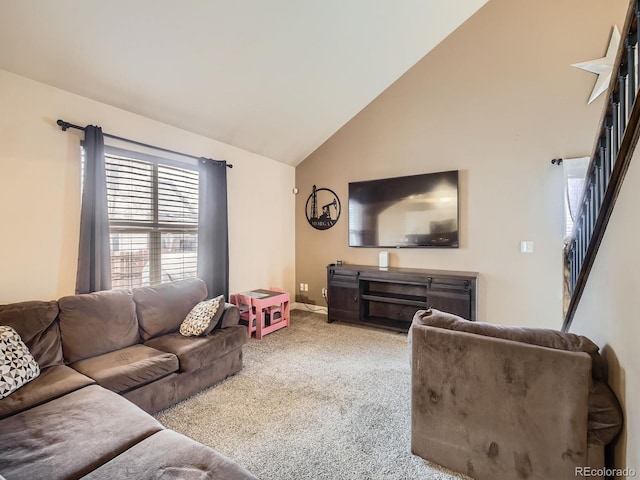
[0,326,40,399]
[179,295,226,336]
[134,278,208,341]
[0,365,94,420]
[70,344,179,394]
[144,325,247,373]
[588,380,623,445]
[122,372,178,415]
[58,289,140,363]
[0,300,63,368]
[0,384,163,480]
[412,308,607,379]
[219,303,241,329]
[82,429,259,480]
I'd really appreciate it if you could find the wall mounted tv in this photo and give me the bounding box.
[348,170,459,248]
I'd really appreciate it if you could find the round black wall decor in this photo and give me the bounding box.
[305,185,341,230]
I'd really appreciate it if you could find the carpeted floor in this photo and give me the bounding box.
[155,309,469,480]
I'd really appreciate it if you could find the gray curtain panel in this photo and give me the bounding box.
[76,125,112,294]
[197,158,229,299]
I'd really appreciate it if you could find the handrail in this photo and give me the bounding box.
[563,0,640,331]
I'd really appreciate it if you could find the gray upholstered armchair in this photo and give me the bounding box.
[410,309,622,480]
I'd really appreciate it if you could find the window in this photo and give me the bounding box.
[103,147,199,289]
[562,157,590,240]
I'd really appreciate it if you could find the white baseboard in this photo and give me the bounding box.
[291,302,327,315]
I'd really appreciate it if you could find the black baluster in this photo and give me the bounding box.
[571,244,580,293]
[583,212,588,257]
[619,66,627,131]
[611,95,620,157]
[576,231,581,277]
[596,155,605,209]
[592,179,599,222]
[578,214,584,260]
[605,117,614,177]
[571,244,578,294]
[601,137,609,189]
[585,190,595,239]
[626,33,636,110]
[591,166,599,216]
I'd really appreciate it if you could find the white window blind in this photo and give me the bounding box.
[104,148,199,289]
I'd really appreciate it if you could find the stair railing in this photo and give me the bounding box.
[564,0,640,331]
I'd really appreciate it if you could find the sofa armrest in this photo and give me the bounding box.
[218,303,240,329]
[411,323,595,480]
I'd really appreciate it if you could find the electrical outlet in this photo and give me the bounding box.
[520,241,534,253]
[322,287,327,298]
[299,283,304,291]
[304,283,308,292]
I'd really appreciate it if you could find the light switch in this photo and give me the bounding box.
[520,241,534,253]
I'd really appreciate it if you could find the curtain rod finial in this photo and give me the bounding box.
[551,158,563,165]
[57,119,70,131]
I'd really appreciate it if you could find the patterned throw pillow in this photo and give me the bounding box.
[1,325,40,399]
[179,295,225,337]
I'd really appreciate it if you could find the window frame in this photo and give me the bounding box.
[103,145,199,289]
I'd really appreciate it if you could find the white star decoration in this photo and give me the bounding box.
[572,25,621,104]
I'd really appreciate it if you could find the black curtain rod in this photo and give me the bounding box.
[57,119,232,168]
[551,158,563,165]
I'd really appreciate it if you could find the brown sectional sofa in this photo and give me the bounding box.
[410,308,623,480]
[0,278,257,479]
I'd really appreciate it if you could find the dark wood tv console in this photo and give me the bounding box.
[326,264,477,332]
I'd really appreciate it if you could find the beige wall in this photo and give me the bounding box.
[570,143,640,474]
[295,0,628,327]
[0,69,296,303]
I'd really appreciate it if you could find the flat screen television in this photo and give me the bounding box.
[348,170,459,248]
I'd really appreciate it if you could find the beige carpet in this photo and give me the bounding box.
[156,309,469,480]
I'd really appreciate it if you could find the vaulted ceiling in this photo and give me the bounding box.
[0,1,488,165]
